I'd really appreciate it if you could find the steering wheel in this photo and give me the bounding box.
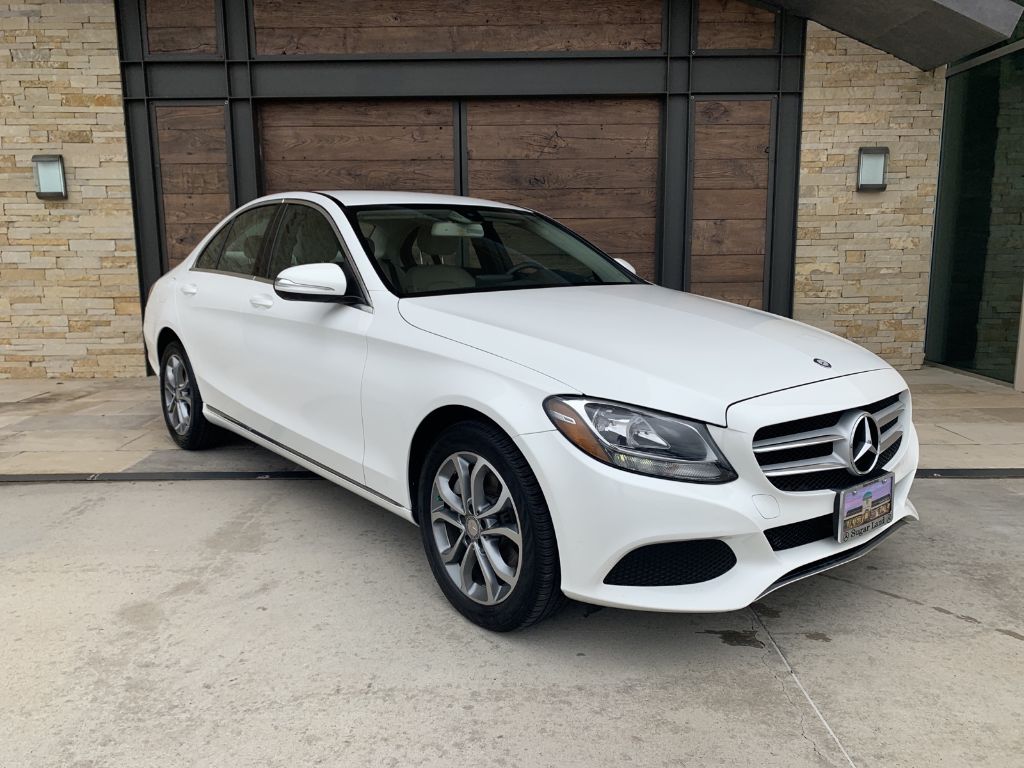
[505,260,562,281]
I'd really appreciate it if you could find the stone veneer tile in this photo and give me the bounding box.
[0,0,144,379]
[794,23,945,370]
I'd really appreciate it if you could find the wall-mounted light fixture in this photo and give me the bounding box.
[857,147,889,192]
[31,154,68,200]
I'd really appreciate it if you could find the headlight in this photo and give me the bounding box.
[543,396,736,483]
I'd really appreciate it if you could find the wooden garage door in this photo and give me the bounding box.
[260,101,457,194]
[690,99,771,308]
[154,105,231,268]
[252,0,662,56]
[466,98,661,282]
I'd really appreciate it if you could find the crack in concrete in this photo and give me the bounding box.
[754,617,831,766]
[996,628,1024,642]
[750,607,857,768]
[824,573,1023,641]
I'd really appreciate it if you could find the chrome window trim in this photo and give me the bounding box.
[207,405,398,506]
[187,200,283,279]
[190,267,255,281]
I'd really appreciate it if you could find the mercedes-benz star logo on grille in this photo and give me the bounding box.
[848,413,881,475]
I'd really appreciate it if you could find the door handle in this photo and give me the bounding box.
[180,283,198,296]
[249,294,274,310]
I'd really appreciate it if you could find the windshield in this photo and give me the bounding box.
[348,204,641,297]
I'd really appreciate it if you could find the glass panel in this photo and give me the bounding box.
[351,205,639,297]
[927,52,1024,383]
[858,153,886,188]
[267,205,345,278]
[194,223,231,270]
[216,205,277,277]
[34,158,65,195]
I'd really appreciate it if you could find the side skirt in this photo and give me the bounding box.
[204,405,415,524]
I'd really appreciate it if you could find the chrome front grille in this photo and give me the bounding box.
[752,392,906,491]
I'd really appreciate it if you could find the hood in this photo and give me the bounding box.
[398,284,889,425]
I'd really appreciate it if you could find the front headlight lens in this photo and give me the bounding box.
[544,396,736,483]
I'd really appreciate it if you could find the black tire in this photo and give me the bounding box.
[158,341,219,450]
[416,420,565,631]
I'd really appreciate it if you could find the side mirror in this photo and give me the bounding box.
[274,262,352,303]
[615,258,637,275]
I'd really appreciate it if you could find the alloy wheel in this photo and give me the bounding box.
[163,353,193,435]
[430,452,523,605]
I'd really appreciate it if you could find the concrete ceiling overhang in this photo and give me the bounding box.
[765,0,1024,69]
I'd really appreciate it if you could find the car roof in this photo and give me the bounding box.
[315,190,526,210]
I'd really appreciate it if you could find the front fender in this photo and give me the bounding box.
[361,299,570,508]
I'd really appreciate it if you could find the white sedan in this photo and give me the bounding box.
[143,191,919,631]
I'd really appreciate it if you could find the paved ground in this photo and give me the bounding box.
[1,475,1022,767]
[0,365,1023,476]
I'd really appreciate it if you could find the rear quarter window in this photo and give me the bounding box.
[194,223,231,270]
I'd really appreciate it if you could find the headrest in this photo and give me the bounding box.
[416,226,459,259]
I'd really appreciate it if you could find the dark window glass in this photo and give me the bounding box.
[351,205,639,297]
[194,223,230,270]
[927,52,1024,383]
[216,205,277,276]
[267,204,345,278]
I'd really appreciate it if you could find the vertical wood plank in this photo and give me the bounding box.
[467,98,662,281]
[154,105,231,266]
[689,99,772,307]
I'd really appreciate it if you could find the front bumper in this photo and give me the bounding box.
[518,368,919,612]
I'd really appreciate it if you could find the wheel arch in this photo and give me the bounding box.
[407,405,511,521]
[156,327,184,363]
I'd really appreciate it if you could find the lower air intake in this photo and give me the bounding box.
[603,539,737,587]
[765,513,834,551]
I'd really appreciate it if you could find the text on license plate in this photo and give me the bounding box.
[837,473,894,544]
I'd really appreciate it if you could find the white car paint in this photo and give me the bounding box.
[143,190,919,612]
[398,284,889,426]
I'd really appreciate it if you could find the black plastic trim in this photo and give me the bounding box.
[758,518,911,599]
[604,539,737,586]
[206,405,402,506]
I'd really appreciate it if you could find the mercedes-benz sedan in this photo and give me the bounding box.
[143,191,919,631]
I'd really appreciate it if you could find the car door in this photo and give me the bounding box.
[177,202,281,419]
[240,200,372,484]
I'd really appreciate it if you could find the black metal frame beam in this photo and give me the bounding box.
[115,0,805,315]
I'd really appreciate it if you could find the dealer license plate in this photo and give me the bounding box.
[836,473,894,544]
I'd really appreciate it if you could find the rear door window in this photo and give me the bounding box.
[215,205,278,277]
[194,223,231,270]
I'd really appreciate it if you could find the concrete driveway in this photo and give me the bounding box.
[1,476,1021,767]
